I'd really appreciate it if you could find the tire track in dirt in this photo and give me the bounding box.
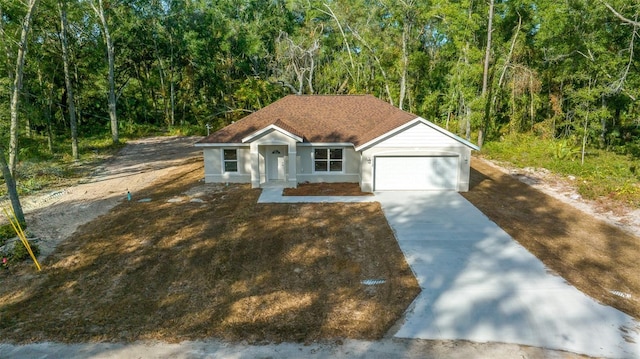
[21,136,203,259]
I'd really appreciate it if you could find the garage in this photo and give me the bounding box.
[374,156,459,191]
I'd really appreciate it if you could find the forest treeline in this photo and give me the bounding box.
[1,1,640,177]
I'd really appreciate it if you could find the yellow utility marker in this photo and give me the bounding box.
[2,207,41,271]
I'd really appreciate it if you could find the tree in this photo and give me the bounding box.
[271,31,319,95]
[59,0,78,160]
[478,0,495,148]
[0,144,24,223]
[90,0,118,144]
[5,0,39,176]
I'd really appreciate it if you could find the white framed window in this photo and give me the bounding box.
[223,149,238,172]
[314,148,343,172]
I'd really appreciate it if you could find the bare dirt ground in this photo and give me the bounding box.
[0,137,419,344]
[479,156,640,239]
[2,136,634,358]
[284,182,373,196]
[15,136,204,260]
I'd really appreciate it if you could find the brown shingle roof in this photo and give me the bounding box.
[197,95,418,147]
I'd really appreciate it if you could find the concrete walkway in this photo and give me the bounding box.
[376,191,640,359]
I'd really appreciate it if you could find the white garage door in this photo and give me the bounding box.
[374,156,458,190]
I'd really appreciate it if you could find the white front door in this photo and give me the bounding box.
[267,147,286,180]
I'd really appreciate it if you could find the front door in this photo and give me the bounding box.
[267,147,286,181]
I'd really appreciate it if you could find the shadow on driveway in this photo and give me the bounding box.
[376,191,640,359]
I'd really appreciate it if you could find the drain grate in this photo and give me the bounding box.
[361,279,386,286]
[610,290,632,299]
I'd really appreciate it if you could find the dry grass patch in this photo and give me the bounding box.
[463,158,640,320]
[0,162,419,343]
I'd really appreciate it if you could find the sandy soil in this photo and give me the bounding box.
[17,136,204,259]
[479,156,640,239]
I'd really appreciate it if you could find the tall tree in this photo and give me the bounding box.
[478,0,495,148]
[90,0,118,144]
[59,0,78,160]
[6,0,38,175]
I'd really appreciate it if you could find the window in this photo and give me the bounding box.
[314,148,343,172]
[223,149,238,172]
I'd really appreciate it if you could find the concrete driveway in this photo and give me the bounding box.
[376,191,640,359]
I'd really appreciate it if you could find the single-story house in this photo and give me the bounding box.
[195,95,479,192]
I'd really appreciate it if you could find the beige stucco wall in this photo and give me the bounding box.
[202,147,251,183]
[296,145,360,184]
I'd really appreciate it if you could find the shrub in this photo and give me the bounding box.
[0,222,25,241]
[10,240,40,263]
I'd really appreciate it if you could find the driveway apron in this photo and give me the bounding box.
[376,191,640,359]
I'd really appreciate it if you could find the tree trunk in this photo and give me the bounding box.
[323,3,355,70]
[581,109,589,165]
[8,0,38,176]
[91,0,118,143]
[399,20,409,110]
[479,0,495,148]
[59,0,79,160]
[0,145,25,224]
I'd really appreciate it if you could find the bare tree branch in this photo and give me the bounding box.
[610,25,637,93]
[601,2,639,93]
[270,32,319,95]
[350,27,394,106]
[603,2,640,27]
[319,3,355,70]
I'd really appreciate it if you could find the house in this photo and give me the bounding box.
[195,95,479,192]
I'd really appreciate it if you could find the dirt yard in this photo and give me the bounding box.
[12,136,205,260]
[0,136,637,354]
[0,138,419,343]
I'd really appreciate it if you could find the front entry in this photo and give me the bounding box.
[267,146,287,181]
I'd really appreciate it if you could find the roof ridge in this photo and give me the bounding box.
[285,94,374,97]
[272,118,304,138]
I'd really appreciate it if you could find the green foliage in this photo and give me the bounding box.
[483,133,640,206]
[0,222,25,242]
[6,240,40,263]
[553,139,581,161]
[166,125,206,137]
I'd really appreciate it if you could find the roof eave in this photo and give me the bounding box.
[355,117,480,152]
[241,124,304,143]
[194,142,247,147]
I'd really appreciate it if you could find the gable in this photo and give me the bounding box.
[373,121,461,148]
[356,118,479,151]
[242,124,303,143]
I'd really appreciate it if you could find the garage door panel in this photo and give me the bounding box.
[375,156,458,191]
